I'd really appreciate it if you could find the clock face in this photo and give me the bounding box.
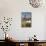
[29,0,43,8]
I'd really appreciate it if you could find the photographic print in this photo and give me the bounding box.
[21,12,32,27]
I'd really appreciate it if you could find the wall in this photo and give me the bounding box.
[0,0,46,40]
[44,15,46,40]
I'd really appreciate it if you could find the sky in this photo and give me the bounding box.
[21,12,32,19]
